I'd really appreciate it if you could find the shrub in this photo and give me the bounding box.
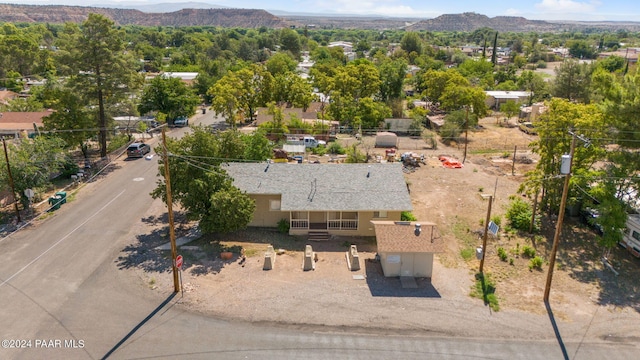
[509,258,514,265]
[401,211,417,221]
[506,197,535,232]
[460,248,475,261]
[491,215,502,227]
[311,144,327,156]
[528,256,544,270]
[471,273,499,311]
[521,245,536,258]
[327,142,345,155]
[497,247,508,262]
[277,218,290,234]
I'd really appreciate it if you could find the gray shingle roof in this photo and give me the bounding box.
[223,163,412,212]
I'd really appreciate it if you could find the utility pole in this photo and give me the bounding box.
[463,106,469,164]
[161,129,180,293]
[511,145,517,176]
[544,134,577,302]
[479,195,493,273]
[2,138,21,223]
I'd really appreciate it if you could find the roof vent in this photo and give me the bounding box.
[414,223,421,236]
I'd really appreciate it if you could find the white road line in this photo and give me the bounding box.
[0,189,126,289]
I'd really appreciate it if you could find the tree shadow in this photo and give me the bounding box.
[116,210,190,273]
[364,259,441,298]
[539,215,640,313]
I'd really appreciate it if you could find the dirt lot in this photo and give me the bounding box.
[114,116,640,342]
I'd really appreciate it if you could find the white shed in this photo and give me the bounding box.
[375,132,398,148]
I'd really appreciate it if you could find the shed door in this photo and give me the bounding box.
[400,254,414,277]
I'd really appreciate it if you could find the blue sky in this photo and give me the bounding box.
[4,0,640,21]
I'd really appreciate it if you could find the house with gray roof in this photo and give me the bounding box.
[222,163,412,237]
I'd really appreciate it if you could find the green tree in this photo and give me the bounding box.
[138,76,200,123]
[55,14,143,158]
[42,88,96,159]
[265,52,297,76]
[500,100,520,123]
[378,58,407,103]
[400,32,422,57]
[552,59,593,103]
[523,98,608,213]
[567,40,597,59]
[0,136,69,208]
[151,128,258,234]
[279,28,301,58]
[517,70,548,105]
[357,97,392,130]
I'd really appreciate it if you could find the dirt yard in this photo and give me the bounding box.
[115,116,640,341]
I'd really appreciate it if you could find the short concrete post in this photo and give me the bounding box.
[303,244,315,271]
[263,245,275,270]
[346,245,360,271]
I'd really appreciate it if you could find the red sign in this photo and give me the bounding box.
[175,255,183,270]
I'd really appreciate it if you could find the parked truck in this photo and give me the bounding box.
[286,135,326,148]
[620,214,640,258]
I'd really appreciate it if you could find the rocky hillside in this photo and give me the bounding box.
[0,4,291,28]
[406,12,640,32]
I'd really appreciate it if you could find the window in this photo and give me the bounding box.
[632,230,640,241]
[373,211,388,218]
[269,200,281,211]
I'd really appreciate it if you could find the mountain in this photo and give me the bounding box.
[95,2,230,13]
[405,12,640,32]
[1,5,639,31]
[0,4,291,28]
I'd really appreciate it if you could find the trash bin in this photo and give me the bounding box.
[55,191,67,205]
[49,195,62,210]
[202,108,207,114]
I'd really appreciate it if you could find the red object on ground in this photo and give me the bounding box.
[439,156,463,168]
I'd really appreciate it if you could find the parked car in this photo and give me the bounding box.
[126,142,151,158]
[519,122,537,135]
[580,207,604,235]
[173,116,189,127]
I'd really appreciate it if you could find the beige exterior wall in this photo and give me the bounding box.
[248,194,285,227]
[380,252,434,278]
[250,203,404,237]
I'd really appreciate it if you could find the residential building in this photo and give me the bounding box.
[222,162,412,237]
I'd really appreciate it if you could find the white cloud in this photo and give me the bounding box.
[534,0,600,13]
[504,8,523,16]
[311,0,437,17]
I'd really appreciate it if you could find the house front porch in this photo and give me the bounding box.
[290,211,359,234]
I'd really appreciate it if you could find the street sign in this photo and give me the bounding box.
[488,221,500,236]
[175,255,183,270]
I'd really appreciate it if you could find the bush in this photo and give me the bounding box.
[497,247,508,262]
[107,134,130,152]
[311,144,327,156]
[506,197,536,232]
[277,218,290,234]
[509,258,514,265]
[471,273,499,311]
[401,211,417,221]
[521,245,536,258]
[529,256,544,270]
[460,247,475,261]
[327,142,345,155]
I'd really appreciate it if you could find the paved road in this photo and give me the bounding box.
[0,119,637,359]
